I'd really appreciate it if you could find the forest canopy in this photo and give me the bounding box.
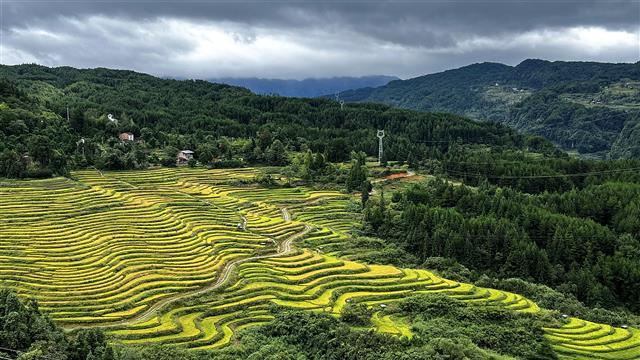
[0,64,557,178]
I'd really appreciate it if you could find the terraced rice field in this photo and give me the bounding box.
[545,318,640,359]
[1,168,638,358]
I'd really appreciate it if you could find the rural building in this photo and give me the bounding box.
[177,150,195,164]
[21,155,32,166]
[119,132,135,141]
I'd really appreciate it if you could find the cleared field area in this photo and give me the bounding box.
[1,168,637,358]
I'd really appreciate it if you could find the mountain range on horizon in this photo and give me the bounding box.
[209,75,398,98]
[209,59,640,159]
[337,59,640,159]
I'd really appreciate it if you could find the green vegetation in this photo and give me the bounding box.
[397,294,556,359]
[0,289,114,360]
[365,178,640,313]
[341,302,374,326]
[339,59,640,158]
[0,63,557,178]
[438,146,640,194]
[2,63,640,359]
[1,168,639,359]
[0,293,543,360]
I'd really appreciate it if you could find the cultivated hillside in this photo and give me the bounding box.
[339,59,640,158]
[2,168,639,359]
[2,64,640,359]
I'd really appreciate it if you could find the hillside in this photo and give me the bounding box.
[210,75,398,97]
[1,64,640,359]
[339,59,640,158]
[1,167,639,360]
[0,63,557,178]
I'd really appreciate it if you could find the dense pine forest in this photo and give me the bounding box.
[365,179,640,313]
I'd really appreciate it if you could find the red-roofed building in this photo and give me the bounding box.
[119,132,134,141]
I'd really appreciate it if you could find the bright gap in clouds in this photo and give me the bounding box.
[3,16,639,79]
[458,26,640,55]
[517,27,640,54]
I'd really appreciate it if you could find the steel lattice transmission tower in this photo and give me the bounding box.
[335,93,345,110]
[377,130,385,165]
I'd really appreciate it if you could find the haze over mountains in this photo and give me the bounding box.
[209,76,398,98]
[338,59,640,159]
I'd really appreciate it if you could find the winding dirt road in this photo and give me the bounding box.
[64,208,312,330]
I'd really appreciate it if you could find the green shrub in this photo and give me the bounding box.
[341,303,373,326]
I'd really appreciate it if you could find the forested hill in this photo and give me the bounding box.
[0,63,559,178]
[209,75,398,97]
[338,59,640,159]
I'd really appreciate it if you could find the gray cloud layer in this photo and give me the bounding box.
[2,1,639,79]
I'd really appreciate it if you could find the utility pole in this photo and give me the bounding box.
[66,107,70,122]
[377,130,385,165]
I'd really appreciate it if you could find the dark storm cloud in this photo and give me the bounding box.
[5,1,639,41]
[1,0,639,78]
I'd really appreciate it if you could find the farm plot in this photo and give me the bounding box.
[97,172,541,348]
[0,169,267,325]
[545,318,640,359]
[1,168,638,359]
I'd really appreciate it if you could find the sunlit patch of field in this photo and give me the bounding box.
[544,318,640,359]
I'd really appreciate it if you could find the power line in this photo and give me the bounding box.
[413,140,451,143]
[443,158,570,166]
[412,138,514,144]
[0,348,19,355]
[0,350,17,360]
[444,157,640,166]
[441,167,640,179]
[609,144,640,152]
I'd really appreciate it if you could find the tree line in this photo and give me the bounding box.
[364,179,640,313]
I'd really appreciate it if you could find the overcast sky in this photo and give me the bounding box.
[1,0,639,79]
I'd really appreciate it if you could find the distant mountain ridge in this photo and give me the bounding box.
[209,75,398,98]
[339,59,640,159]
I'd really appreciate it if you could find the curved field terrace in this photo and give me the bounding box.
[0,168,637,358]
